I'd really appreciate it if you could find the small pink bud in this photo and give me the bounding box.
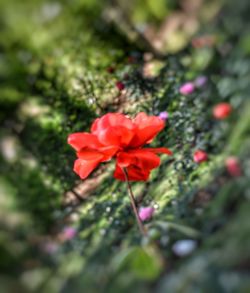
[158,111,168,121]
[193,150,208,163]
[62,227,77,240]
[179,82,195,95]
[194,76,207,88]
[225,157,242,177]
[139,206,155,222]
[213,103,232,119]
[116,81,125,91]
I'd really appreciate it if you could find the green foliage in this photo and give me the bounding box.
[112,246,163,280]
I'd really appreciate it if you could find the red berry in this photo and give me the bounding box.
[193,150,208,163]
[213,103,232,119]
[116,81,125,91]
[225,157,242,177]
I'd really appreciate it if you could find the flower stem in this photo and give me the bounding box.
[122,168,148,237]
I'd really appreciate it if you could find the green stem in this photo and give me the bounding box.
[122,168,147,237]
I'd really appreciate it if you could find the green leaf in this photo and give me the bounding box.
[112,246,162,280]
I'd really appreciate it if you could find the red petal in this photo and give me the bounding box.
[114,148,170,181]
[143,147,173,155]
[98,126,134,147]
[77,148,104,160]
[91,113,135,147]
[90,118,100,133]
[73,149,105,179]
[130,113,165,147]
[67,133,102,151]
[91,113,134,133]
[73,157,102,179]
[117,149,160,170]
[115,151,134,167]
[99,145,120,161]
[77,145,119,162]
[114,164,150,181]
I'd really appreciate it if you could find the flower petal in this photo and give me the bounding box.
[77,148,104,160]
[115,151,135,167]
[143,147,173,155]
[74,149,104,179]
[115,148,169,181]
[130,113,165,147]
[98,126,134,147]
[73,157,103,179]
[67,133,102,151]
[91,113,135,147]
[114,164,150,181]
[117,149,160,171]
[99,145,120,161]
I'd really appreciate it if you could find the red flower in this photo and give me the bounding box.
[193,150,208,163]
[213,103,232,119]
[68,113,172,181]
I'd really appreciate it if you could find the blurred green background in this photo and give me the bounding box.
[0,0,250,292]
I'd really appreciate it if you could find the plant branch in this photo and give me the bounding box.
[122,168,148,237]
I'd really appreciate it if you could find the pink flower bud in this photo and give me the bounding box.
[193,150,208,163]
[225,157,242,177]
[139,206,155,222]
[179,82,195,95]
[194,76,207,88]
[62,227,77,240]
[158,111,168,121]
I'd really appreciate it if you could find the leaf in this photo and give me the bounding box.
[112,246,163,280]
[155,221,200,238]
